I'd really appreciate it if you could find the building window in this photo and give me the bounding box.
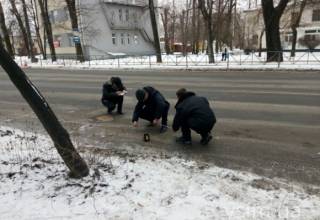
[133,12,137,23]
[121,33,125,45]
[127,34,130,44]
[312,9,320,22]
[112,33,117,45]
[119,9,123,21]
[125,9,129,21]
[134,35,139,44]
[111,11,115,23]
[305,30,317,34]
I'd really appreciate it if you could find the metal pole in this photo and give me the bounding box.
[149,55,151,68]
[227,54,230,70]
[118,57,120,68]
[307,50,310,64]
[186,54,188,69]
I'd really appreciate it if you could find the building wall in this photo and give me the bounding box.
[80,0,155,57]
[39,0,157,58]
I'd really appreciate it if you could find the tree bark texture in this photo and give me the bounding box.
[290,0,307,57]
[198,0,215,63]
[0,43,89,178]
[38,0,57,61]
[0,2,14,57]
[9,0,30,56]
[149,0,162,62]
[65,0,85,62]
[21,0,37,62]
[261,0,289,62]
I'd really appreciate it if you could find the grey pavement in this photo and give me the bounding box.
[0,68,320,187]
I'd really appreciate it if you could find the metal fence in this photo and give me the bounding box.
[16,50,320,69]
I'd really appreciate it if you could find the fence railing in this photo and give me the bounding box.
[15,50,320,69]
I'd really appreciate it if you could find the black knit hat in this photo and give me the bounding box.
[136,89,145,102]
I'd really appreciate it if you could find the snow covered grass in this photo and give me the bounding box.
[1,126,320,219]
[15,52,320,70]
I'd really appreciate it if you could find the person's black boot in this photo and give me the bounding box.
[160,125,168,133]
[200,133,212,145]
[176,136,192,145]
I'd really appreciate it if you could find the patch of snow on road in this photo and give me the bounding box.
[0,126,320,220]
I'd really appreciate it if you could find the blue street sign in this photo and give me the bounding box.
[73,36,80,44]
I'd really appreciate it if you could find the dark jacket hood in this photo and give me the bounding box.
[175,91,196,108]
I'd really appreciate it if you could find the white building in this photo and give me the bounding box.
[43,0,157,58]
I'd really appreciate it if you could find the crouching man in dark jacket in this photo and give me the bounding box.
[173,88,216,145]
[132,86,170,133]
[101,77,127,114]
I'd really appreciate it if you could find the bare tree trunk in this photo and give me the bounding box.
[262,0,289,62]
[195,7,201,54]
[180,10,186,54]
[0,43,89,178]
[21,0,37,62]
[226,0,235,49]
[215,0,222,53]
[199,0,214,63]
[171,0,176,52]
[161,7,171,54]
[30,0,45,58]
[183,0,191,56]
[9,0,30,56]
[258,29,264,57]
[191,0,196,54]
[65,0,85,62]
[149,0,162,62]
[290,0,307,57]
[0,2,14,57]
[0,33,3,48]
[38,0,56,61]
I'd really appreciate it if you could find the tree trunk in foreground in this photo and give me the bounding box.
[0,44,89,178]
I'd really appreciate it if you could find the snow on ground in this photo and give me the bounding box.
[15,52,320,70]
[1,126,320,220]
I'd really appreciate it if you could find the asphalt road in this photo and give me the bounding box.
[0,68,320,186]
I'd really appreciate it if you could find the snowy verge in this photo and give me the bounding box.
[1,126,320,220]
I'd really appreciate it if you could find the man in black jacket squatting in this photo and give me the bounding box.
[132,86,170,133]
[173,88,216,145]
[101,77,127,114]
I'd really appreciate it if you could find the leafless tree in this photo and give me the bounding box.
[149,0,162,62]
[65,0,85,62]
[0,43,89,178]
[161,6,171,54]
[37,0,57,61]
[199,0,215,63]
[21,0,37,62]
[261,0,290,62]
[0,1,14,57]
[29,0,45,58]
[9,0,31,56]
[290,0,307,57]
